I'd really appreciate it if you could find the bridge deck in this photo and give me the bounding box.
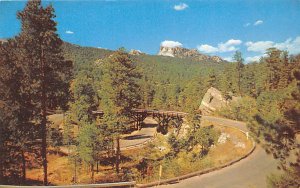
[93,109,188,118]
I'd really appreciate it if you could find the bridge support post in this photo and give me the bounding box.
[154,113,172,135]
[133,111,148,130]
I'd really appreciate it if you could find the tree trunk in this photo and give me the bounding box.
[21,150,26,183]
[74,159,77,183]
[91,163,94,183]
[0,159,2,183]
[238,69,242,96]
[41,106,47,185]
[96,161,99,173]
[40,46,48,186]
[116,137,120,174]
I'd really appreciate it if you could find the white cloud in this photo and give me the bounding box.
[197,44,218,53]
[245,36,300,54]
[244,23,251,27]
[245,41,274,53]
[197,39,242,54]
[223,57,233,62]
[161,40,183,48]
[274,37,300,54]
[218,39,242,52]
[254,20,263,26]
[65,30,74,34]
[245,55,262,63]
[174,3,188,11]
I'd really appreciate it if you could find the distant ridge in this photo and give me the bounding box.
[0,39,8,44]
[158,45,224,63]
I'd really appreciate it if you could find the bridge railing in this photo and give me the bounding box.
[92,109,188,117]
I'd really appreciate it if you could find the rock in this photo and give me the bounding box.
[199,87,228,115]
[211,56,224,62]
[0,39,8,44]
[235,142,246,148]
[218,133,230,144]
[129,49,144,56]
[158,46,224,63]
[199,87,240,115]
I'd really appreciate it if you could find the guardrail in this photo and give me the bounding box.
[0,181,136,188]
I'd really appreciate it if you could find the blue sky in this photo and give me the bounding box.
[1,0,300,62]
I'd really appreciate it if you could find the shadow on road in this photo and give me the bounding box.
[123,134,152,140]
[142,123,157,128]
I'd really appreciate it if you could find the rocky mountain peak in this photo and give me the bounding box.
[129,49,145,56]
[0,39,8,44]
[158,45,224,63]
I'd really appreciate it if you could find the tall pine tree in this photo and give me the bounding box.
[233,51,244,95]
[16,0,73,185]
[100,50,141,173]
[0,38,40,184]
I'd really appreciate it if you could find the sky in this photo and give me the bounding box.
[0,0,300,63]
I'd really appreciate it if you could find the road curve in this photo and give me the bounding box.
[120,117,157,149]
[160,116,280,188]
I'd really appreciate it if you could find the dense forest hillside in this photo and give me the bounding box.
[62,42,228,111]
[63,42,295,113]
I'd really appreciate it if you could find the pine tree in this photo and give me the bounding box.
[233,51,244,95]
[277,51,292,89]
[68,72,104,182]
[16,0,73,184]
[100,50,141,173]
[0,38,40,184]
[207,71,217,88]
[265,48,282,90]
[77,122,101,182]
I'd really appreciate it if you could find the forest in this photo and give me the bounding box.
[0,0,299,187]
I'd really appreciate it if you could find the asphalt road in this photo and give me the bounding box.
[120,117,157,149]
[57,114,280,188]
[160,116,280,188]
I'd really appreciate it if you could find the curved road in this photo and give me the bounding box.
[160,116,280,188]
[53,113,280,187]
[120,117,157,149]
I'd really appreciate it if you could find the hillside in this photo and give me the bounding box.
[62,42,229,110]
[62,42,226,77]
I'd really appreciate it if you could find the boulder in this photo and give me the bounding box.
[199,87,239,115]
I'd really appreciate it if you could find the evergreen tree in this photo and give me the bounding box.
[207,71,217,88]
[265,48,282,90]
[185,109,202,150]
[68,72,105,182]
[233,51,244,95]
[77,122,102,182]
[16,0,73,184]
[99,50,141,173]
[141,76,155,108]
[277,51,292,89]
[70,73,97,124]
[0,38,40,184]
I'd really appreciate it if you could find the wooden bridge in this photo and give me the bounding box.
[92,109,188,134]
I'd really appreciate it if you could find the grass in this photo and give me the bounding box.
[48,114,64,129]
[26,115,253,185]
[122,123,252,184]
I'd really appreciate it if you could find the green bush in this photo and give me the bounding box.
[216,96,258,122]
